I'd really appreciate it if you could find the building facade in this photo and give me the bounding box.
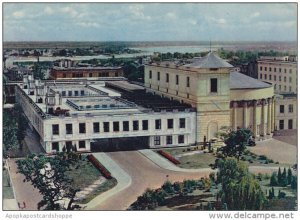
[49,66,124,80]
[144,52,275,142]
[257,56,297,94]
[275,94,297,130]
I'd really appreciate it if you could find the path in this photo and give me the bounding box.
[91,151,212,210]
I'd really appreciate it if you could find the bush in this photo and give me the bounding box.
[248,159,253,163]
[259,155,267,160]
[278,191,286,199]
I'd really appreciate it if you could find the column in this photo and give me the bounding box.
[253,100,257,137]
[232,101,237,130]
[261,99,266,136]
[271,97,275,131]
[243,101,248,128]
[267,98,272,135]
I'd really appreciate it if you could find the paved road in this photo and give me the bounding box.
[7,159,42,210]
[92,151,212,210]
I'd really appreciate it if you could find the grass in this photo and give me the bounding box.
[66,158,102,189]
[3,169,14,199]
[79,178,118,204]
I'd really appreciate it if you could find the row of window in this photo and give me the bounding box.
[149,70,190,87]
[61,72,119,78]
[52,118,187,135]
[279,104,294,114]
[154,135,185,145]
[52,140,86,151]
[279,119,294,130]
[149,70,218,93]
[61,90,85,97]
[259,66,293,74]
[274,84,293,92]
[260,74,292,83]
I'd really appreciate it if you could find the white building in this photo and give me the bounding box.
[16,75,196,153]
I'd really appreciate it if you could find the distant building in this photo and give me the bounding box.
[239,61,258,79]
[5,66,32,81]
[275,93,297,130]
[49,66,124,80]
[257,56,297,94]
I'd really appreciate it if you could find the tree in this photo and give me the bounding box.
[3,109,18,156]
[16,153,81,210]
[270,172,278,186]
[277,167,282,185]
[14,105,28,150]
[291,176,297,190]
[217,158,266,210]
[281,168,287,187]
[287,167,293,185]
[162,180,175,194]
[218,129,252,161]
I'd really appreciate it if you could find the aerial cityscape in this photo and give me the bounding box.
[2,2,298,215]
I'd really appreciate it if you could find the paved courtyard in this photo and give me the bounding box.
[249,138,297,165]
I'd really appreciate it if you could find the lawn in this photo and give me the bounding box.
[3,168,14,199]
[66,157,102,189]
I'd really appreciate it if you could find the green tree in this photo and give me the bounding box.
[162,180,175,194]
[217,158,266,210]
[281,168,287,187]
[218,129,252,160]
[3,109,18,156]
[291,176,297,190]
[277,167,282,185]
[16,153,81,210]
[287,167,293,185]
[270,172,278,186]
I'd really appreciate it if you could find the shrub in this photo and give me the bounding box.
[259,155,267,160]
[86,154,112,179]
[278,191,286,199]
[157,150,180,165]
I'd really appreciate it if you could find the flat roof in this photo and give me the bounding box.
[106,81,145,92]
[52,66,122,71]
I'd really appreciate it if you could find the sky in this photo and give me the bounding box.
[2,3,297,42]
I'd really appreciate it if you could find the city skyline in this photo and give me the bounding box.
[3,3,297,42]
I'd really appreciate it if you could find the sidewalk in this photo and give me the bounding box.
[3,160,19,211]
[139,149,214,173]
[80,152,132,210]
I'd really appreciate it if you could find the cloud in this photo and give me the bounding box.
[44,6,54,15]
[218,18,226,24]
[76,22,100,28]
[12,10,24,19]
[61,6,78,17]
[250,12,260,18]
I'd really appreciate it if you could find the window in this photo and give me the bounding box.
[274,75,277,81]
[284,69,287,73]
[79,141,86,149]
[284,86,286,91]
[186,77,190,87]
[52,124,59,135]
[279,68,281,73]
[260,66,262,71]
[142,120,148,130]
[80,90,85,96]
[274,68,276,72]
[123,121,129,131]
[289,69,292,74]
[166,136,173,145]
[154,136,160,145]
[149,70,152,79]
[133,120,139,131]
[279,85,281,90]
[93,122,100,133]
[75,91,79,96]
[260,74,262,79]
[288,119,293,129]
[289,77,292,83]
[264,67,267,71]
[210,78,218,93]
[68,91,72,96]
[178,135,184,144]
[264,74,267,80]
[274,84,277,90]
[279,120,284,130]
[52,142,59,151]
[288,104,293,113]
[103,122,109,132]
[179,118,186,128]
[167,119,173,129]
[269,75,272,80]
[187,93,189,99]
[176,75,179,85]
[66,124,72,134]
[113,122,120,132]
[289,86,292,92]
[166,73,169,83]
[284,77,286,82]
[269,67,272,71]
[62,91,66,96]
[279,76,281,81]
[157,72,160,81]
[63,73,66,78]
[155,119,161,129]
[280,105,284,113]
[79,123,86,133]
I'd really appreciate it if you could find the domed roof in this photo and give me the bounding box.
[184,52,233,69]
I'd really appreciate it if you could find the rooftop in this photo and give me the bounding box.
[230,71,272,89]
[183,52,233,69]
[52,66,122,71]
